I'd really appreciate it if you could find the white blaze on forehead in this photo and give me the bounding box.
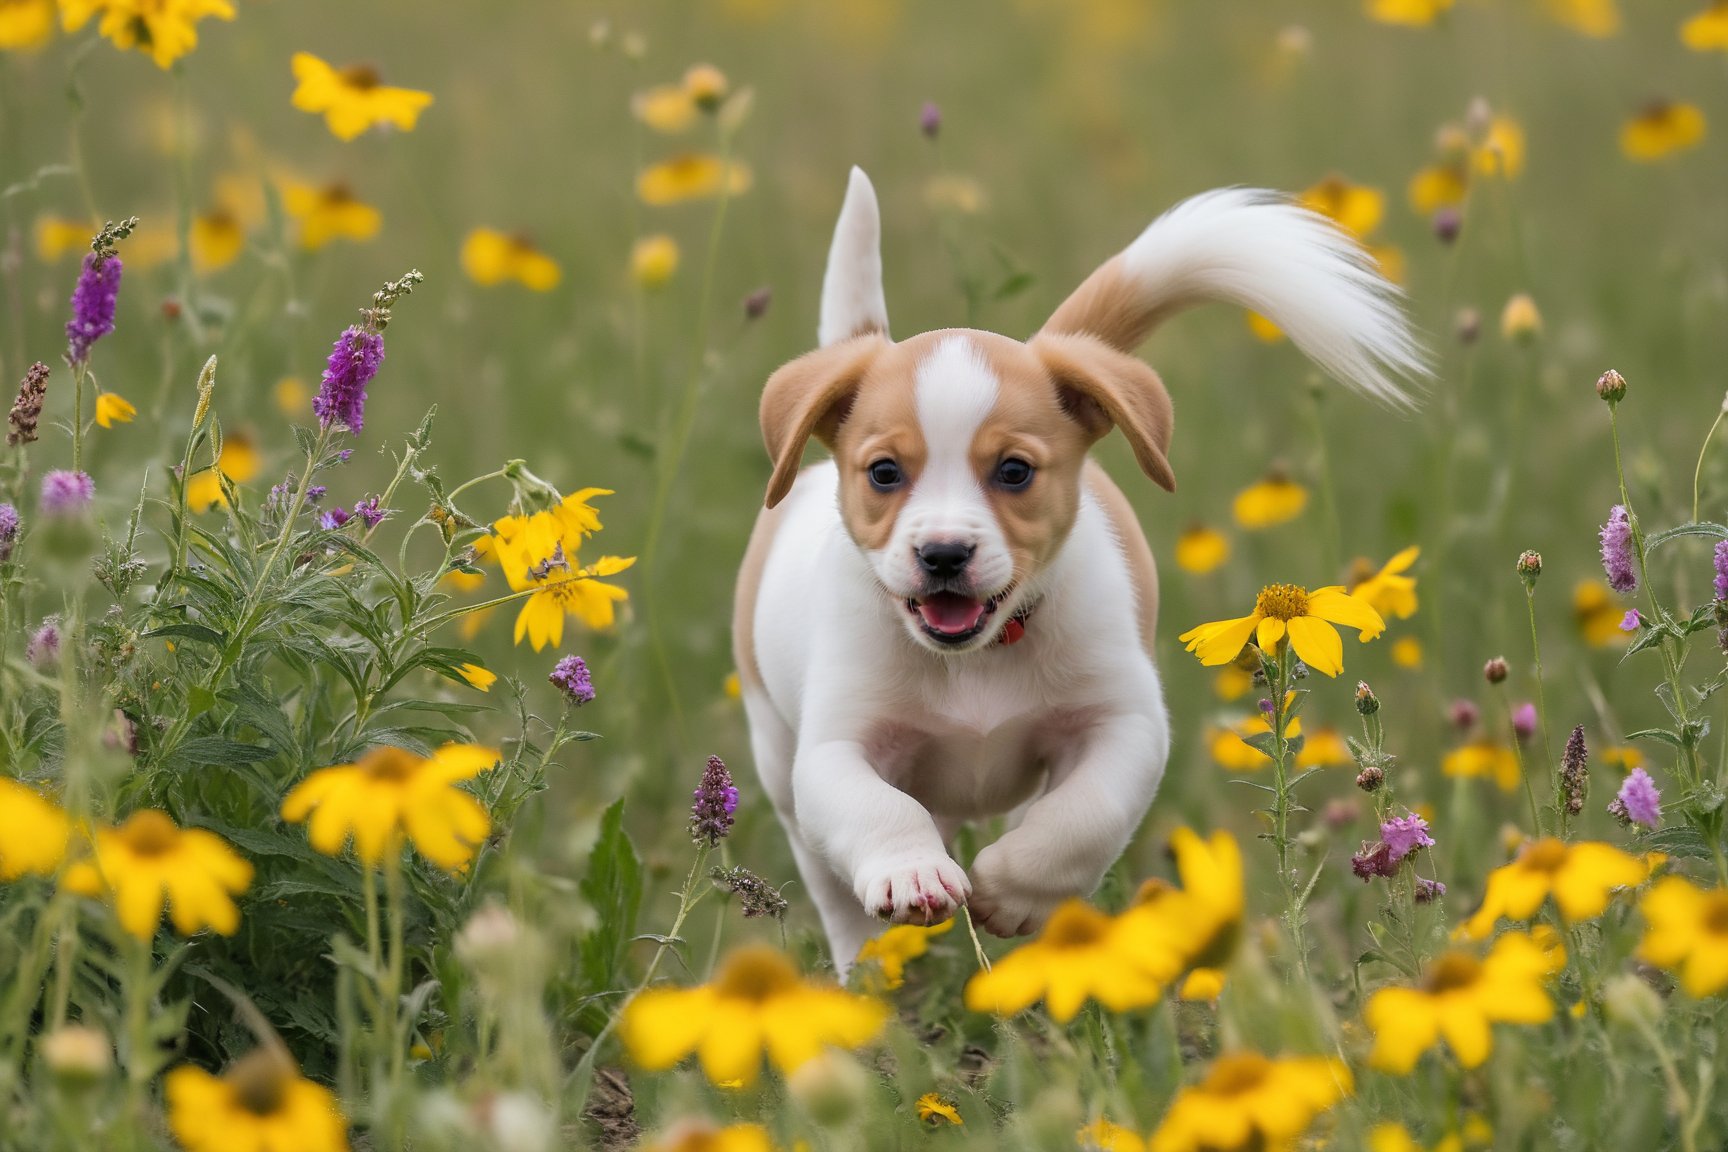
[914,335,999,465]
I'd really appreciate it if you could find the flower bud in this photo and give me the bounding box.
[39,1025,112,1083]
[1517,550,1542,582]
[743,286,772,321]
[1432,207,1461,245]
[919,101,942,140]
[1355,764,1385,793]
[1354,681,1379,716]
[454,903,521,970]
[1454,306,1481,346]
[1500,293,1541,342]
[1603,973,1664,1030]
[683,64,729,112]
[1595,368,1627,404]
[1483,656,1509,684]
[1449,698,1480,731]
[788,1050,870,1127]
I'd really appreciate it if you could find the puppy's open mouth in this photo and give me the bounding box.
[905,590,1008,645]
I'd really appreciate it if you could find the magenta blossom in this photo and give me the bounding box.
[1609,767,1661,830]
[1380,814,1435,863]
[1599,505,1636,593]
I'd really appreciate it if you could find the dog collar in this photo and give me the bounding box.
[997,601,1039,646]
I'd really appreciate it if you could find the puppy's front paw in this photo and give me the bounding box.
[854,853,970,925]
[968,843,1072,938]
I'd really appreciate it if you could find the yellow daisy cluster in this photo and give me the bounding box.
[1180,581,1384,678]
[1458,838,1647,940]
[621,944,887,1085]
[635,64,752,219]
[461,228,562,292]
[60,0,235,69]
[1407,108,1525,220]
[490,488,635,650]
[964,829,1242,1022]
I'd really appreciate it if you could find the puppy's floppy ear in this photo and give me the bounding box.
[1031,332,1177,492]
[760,334,887,508]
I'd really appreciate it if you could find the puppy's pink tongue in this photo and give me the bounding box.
[918,592,986,635]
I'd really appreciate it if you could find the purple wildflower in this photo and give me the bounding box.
[319,507,350,531]
[1619,610,1643,632]
[549,655,595,706]
[1715,540,1728,602]
[919,101,942,139]
[1257,697,1274,716]
[352,497,387,528]
[39,470,94,516]
[1381,814,1435,863]
[1414,878,1447,904]
[26,618,61,667]
[65,253,122,366]
[312,326,385,435]
[7,361,49,447]
[307,485,327,504]
[690,755,739,846]
[1350,841,1396,881]
[0,503,17,563]
[1511,702,1538,744]
[1599,505,1636,593]
[1609,767,1661,830]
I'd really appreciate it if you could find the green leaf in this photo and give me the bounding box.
[1645,522,1728,552]
[577,799,643,997]
[171,738,277,767]
[1240,731,1278,759]
[1641,826,1714,860]
[1624,727,1685,748]
[145,623,228,649]
[187,686,218,718]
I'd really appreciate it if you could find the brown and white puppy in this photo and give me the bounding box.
[733,168,1421,971]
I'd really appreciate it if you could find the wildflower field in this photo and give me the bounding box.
[3,0,1728,1148]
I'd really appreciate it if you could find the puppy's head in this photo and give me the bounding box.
[760,171,1174,654]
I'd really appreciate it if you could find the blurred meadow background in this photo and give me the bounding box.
[4,0,1728,1148]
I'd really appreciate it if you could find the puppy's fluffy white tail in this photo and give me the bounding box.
[1041,188,1427,406]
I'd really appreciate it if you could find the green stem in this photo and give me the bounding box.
[1692,403,1727,526]
[1524,587,1557,828]
[1268,649,1308,982]
[70,361,87,474]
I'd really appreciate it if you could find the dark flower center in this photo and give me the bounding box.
[359,746,422,783]
[1704,892,1728,936]
[713,946,800,1002]
[1199,1052,1271,1097]
[340,63,382,90]
[1041,903,1111,949]
[1254,583,1311,623]
[225,1051,292,1117]
[117,810,181,857]
[1520,838,1569,873]
[1423,952,1483,994]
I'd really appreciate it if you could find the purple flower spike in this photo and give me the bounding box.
[1599,505,1637,593]
[690,755,738,846]
[1610,767,1662,830]
[26,618,61,667]
[66,253,122,366]
[39,470,94,516]
[919,101,942,139]
[312,326,385,435]
[550,655,595,706]
[1714,540,1728,603]
[1381,814,1435,863]
[319,507,350,531]
[0,503,18,563]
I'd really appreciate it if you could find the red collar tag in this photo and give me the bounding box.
[997,616,1027,646]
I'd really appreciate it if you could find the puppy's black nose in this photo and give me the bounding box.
[916,541,974,579]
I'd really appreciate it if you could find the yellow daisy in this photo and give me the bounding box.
[1210,715,1289,772]
[1542,0,1619,37]
[274,377,309,417]
[0,0,54,51]
[637,154,753,206]
[1408,162,1468,213]
[1571,580,1629,647]
[1473,116,1526,179]
[1348,546,1419,620]
[621,944,886,1085]
[491,489,634,650]
[639,1121,775,1152]
[916,1093,962,1126]
[1138,829,1245,970]
[165,1049,348,1152]
[1391,635,1423,669]
[1442,740,1520,792]
[281,181,382,251]
[682,63,729,111]
[632,234,681,289]
[1459,838,1647,939]
[1499,293,1541,341]
[0,779,70,881]
[1366,0,1453,27]
[1149,1052,1351,1152]
[963,899,1181,1022]
[1621,101,1707,162]
[633,84,698,134]
[1682,2,1728,51]
[190,209,244,273]
[1231,476,1308,529]
[290,52,432,141]
[1213,663,1254,702]
[1174,524,1229,575]
[1297,724,1352,769]
[1637,877,1728,997]
[280,744,499,872]
[460,228,562,292]
[1179,582,1384,678]
[34,216,91,263]
[1079,1120,1147,1152]
[1300,174,1384,239]
[1601,745,1644,773]
[63,810,253,939]
[61,0,234,69]
[186,431,262,514]
[94,392,137,429]
[1365,930,1563,1072]
[853,920,952,990]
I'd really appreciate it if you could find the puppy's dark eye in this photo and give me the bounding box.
[995,458,1035,490]
[867,459,903,491]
